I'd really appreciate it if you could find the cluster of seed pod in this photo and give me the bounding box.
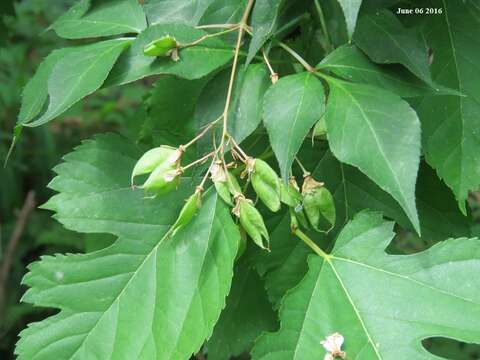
[131,144,336,251]
[131,145,183,196]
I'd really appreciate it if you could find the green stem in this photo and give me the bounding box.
[183,116,221,149]
[295,156,310,177]
[181,152,215,172]
[294,228,331,260]
[219,0,255,158]
[182,26,240,48]
[277,42,314,72]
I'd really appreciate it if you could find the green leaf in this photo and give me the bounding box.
[106,24,233,86]
[253,212,312,307]
[253,211,480,359]
[336,0,362,39]
[415,0,480,211]
[228,64,271,143]
[52,0,146,39]
[208,254,277,360]
[200,0,248,26]
[17,48,70,124]
[247,0,284,65]
[16,134,240,360]
[141,76,209,147]
[195,64,270,152]
[311,150,471,244]
[318,44,443,98]
[143,0,214,26]
[323,77,421,233]
[21,39,132,127]
[354,9,432,85]
[263,72,325,181]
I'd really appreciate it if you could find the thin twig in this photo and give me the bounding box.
[181,152,215,172]
[195,23,237,30]
[295,156,310,176]
[228,134,249,160]
[182,26,240,48]
[183,116,221,149]
[0,191,36,318]
[262,49,278,83]
[219,0,256,157]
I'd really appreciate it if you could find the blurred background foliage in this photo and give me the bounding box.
[1,1,480,359]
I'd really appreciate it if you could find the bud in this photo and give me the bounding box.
[248,158,281,212]
[172,189,202,235]
[131,145,181,185]
[234,197,269,250]
[302,176,336,232]
[211,162,241,205]
[143,36,178,57]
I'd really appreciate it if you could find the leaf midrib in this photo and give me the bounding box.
[33,40,128,126]
[331,80,415,224]
[284,74,310,177]
[66,195,220,359]
[326,257,383,359]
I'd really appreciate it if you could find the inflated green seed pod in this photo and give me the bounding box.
[131,145,178,185]
[211,162,241,205]
[236,226,248,260]
[141,164,181,196]
[214,180,232,205]
[172,190,202,235]
[293,202,311,230]
[250,158,281,212]
[289,207,300,232]
[302,176,336,232]
[237,198,269,250]
[143,36,178,57]
[280,177,302,207]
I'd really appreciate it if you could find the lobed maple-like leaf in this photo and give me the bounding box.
[16,134,240,360]
[253,211,480,359]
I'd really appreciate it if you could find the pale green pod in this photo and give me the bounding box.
[291,202,310,230]
[212,162,242,205]
[289,207,300,232]
[302,176,336,232]
[280,179,302,207]
[238,199,269,250]
[250,158,281,212]
[141,163,180,196]
[131,145,178,185]
[214,180,233,205]
[236,226,248,260]
[143,36,178,57]
[172,190,202,235]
